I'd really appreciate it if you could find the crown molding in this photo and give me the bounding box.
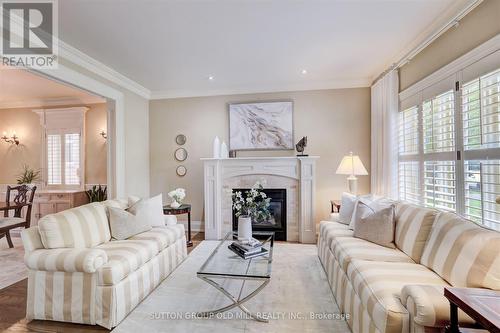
[58,41,152,99]
[3,11,151,100]
[371,0,483,83]
[0,96,105,110]
[150,78,371,100]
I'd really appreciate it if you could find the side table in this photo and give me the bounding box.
[163,204,193,247]
[330,200,341,213]
[444,287,500,333]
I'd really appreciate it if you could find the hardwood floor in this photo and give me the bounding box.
[0,232,205,333]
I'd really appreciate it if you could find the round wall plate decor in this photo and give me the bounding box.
[176,165,187,177]
[175,134,187,145]
[174,147,188,161]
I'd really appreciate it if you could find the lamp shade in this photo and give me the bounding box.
[496,196,500,204]
[336,152,368,176]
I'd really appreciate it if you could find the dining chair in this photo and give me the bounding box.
[0,185,37,248]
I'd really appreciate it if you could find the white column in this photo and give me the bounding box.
[298,157,316,243]
[203,160,222,239]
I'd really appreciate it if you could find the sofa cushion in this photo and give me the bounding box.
[96,239,160,285]
[347,260,449,333]
[320,220,353,238]
[38,203,111,249]
[331,236,414,271]
[421,212,500,290]
[319,221,354,249]
[395,203,438,263]
[128,224,185,250]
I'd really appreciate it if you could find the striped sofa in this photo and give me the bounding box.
[20,199,188,329]
[318,201,500,333]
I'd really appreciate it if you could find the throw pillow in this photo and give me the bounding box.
[349,198,375,229]
[108,207,152,240]
[347,194,375,229]
[128,194,165,227]
[353,205,396,248]
[338,192,357,224]
[128,195,141,207]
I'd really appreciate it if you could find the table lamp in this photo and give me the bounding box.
[336,152,368,195]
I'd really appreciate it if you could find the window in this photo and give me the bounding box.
[399,62,500,230]
[46,131,82,187]
[35,107,87,190]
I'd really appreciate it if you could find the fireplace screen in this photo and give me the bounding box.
[232,188,287,241]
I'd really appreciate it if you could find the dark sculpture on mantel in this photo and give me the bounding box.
[295,136,308,156]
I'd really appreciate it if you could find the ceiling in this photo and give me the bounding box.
[58,0,466,98]
[0,65,105,109]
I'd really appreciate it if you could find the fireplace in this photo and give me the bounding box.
[232,188,287,241]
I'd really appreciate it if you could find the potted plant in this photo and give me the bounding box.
[168,188,186,208]
[232,181,271,241]
[86,185,107,202]
[16,164,41,184]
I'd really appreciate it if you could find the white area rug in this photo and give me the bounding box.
[0,235,27,290]
[114,241,350,333]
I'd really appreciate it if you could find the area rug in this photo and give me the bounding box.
[0,235,27,290]
[113,241,350,333]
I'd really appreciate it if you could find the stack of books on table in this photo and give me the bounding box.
[228,238,268,259]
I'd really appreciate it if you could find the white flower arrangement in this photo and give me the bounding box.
[232,181,271,222]
[168,188,186,203]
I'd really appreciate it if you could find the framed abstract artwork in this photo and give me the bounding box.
[229,101,293,151]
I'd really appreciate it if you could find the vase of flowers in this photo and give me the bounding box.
[168,188,186,209]
[232,181,271,241]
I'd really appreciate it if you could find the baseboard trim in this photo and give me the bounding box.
[177,220,204,233]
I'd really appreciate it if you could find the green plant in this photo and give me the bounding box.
[16,165,41,184]
[232,181,271,222]
[86,185,107,202]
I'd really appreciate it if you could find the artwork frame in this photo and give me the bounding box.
[229,101,294,151]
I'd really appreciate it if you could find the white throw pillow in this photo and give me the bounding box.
[128,195,141,207]
[338,192,357,224]
[108,207,152,240]
[128,194,165,227]
[349,196,393,230]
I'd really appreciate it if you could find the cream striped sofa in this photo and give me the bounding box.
[20,199,188,329]
[318,201,500,333]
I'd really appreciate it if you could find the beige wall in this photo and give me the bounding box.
[0,103,107,185]
[150,88,371,226]
[85,104,108,184]
[0,107,41,184]
[399,0,500,91]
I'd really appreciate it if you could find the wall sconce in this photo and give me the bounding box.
[100,130,107,140]
[1,131,20,145]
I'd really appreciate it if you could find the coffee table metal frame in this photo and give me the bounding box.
[196,231,274,322]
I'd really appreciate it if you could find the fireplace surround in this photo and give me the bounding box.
[202,156,318,243]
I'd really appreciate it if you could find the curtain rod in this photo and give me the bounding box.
[372,0,483,85]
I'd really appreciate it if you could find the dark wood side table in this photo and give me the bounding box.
[444,287,500,333]
[330,200,341,213]
[163,204,193,247]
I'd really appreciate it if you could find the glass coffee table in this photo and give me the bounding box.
[197,231,274,322]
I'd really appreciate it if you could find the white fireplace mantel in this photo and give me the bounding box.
[201,156,319,243]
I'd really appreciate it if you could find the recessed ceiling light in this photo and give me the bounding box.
[301,69,307,75]
[208,75,215,81]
